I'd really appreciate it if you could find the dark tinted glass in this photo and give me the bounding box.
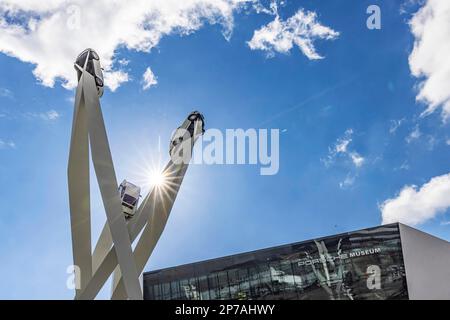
[75,50,89,67]
[122,194,137,206]
[75,49,100,80]
[143,224,408,300]
[90,50,99,60]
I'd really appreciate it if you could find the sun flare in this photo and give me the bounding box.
[148,169,167,187]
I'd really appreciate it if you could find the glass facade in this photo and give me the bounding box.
[143,223,408,300]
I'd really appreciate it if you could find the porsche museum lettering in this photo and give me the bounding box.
[297,247,381,266]
[349,247,381,257]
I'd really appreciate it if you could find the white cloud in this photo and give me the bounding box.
[408,0,450,121]
[323,129,365,168]
[252,0,278,15]
[350,152,364,168]
[142,67,158,90]
[247,8,339,59]
[0,139,15,149]
[447,139,450,146]
[334,129,353,153]
[0,0,254,91]
[103,71,129,92]
[406,125,421,143]
[389,118,406,134]
[42,110,60,121]
[335,131,351,153]
[381,173,450,226]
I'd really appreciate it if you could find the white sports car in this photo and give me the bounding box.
[169,111,205,157]
[74,48,104,97]
[119,180,141,219]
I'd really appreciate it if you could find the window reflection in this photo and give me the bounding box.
[198,276,209,300]
[143,224,408,300]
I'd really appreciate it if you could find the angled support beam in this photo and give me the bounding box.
[69,49,204,300]
[69,50,141,300]
[68,79,91,296]
[110,120,202,299]
[77,136,199,299]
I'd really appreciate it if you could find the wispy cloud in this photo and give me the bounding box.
[42,110,60,121]
[117,58,130,66]
[426,135,437,151]
[381,172,450,226]
[248,8,339,59]
[339,174,356,190]
[26,110,61,121]
[323,129,365,189]
[349,152,364,168]
[0,139,16,149]
[142,67,158,90]
[389,118,406,134]
[406,125,421,143]
[0,87,13,99]
[395,161,410,171]
[323,129,365,168]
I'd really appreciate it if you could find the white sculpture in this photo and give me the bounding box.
[68,48,204,300]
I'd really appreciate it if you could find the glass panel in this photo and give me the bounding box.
[248,266,261,299]
[142,225,408,300]
[278,260,299,299]
[123,194,137,205]
[208,274,220,300]
[179,279,190,300]
[237,268,250,300]
[257,264,272,299]
[268,262,282,297]
[75,50,89,67]
[198,276,210,300]
[162,282,171,300]
[188,277,200,300]
[170,281,181,300]
[227,269,240,299]
[217,271,230,300]
[90,50,99,60]
[144,283,155,300]
[153,284,162,300]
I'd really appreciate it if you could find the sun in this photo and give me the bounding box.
[148,169,167,188]
[126,142,173,194]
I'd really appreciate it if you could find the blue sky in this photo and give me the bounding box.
[0,0,449,299]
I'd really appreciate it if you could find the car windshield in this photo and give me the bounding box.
[123,194,137,206]
[75,50,100,80]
